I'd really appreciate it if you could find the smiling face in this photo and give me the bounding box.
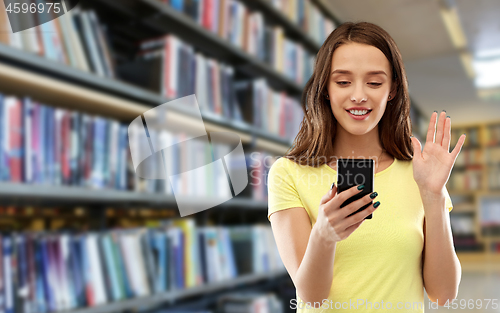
[327,42,395,136]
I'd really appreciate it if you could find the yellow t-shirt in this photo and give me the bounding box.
[267,156,453,313]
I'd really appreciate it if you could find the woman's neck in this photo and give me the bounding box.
[329,127,389,170]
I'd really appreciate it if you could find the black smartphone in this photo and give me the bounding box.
[336,158,375,219]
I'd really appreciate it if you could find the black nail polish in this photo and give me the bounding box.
[373,201,380,208]
[442,109,446,112]
[447,116,450,119]
[370,192,378,199]
[358,185,364,190]
[433,110,438,113]
[331,182,335,189]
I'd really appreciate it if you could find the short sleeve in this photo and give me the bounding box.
[445,187,453,212]
[267,158,304,221]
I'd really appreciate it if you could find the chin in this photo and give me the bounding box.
[342,124,376,136]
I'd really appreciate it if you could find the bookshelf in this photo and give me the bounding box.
[0,0,340,312]
[447,120,500,264]
[0,1,440,312]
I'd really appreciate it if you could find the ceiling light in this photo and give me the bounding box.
[473,57,500,89]
[438,0,476,79]
[438,0,467,50]
[460,51,475,79]
[473,49,500,100]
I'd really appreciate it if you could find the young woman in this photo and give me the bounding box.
[267,22,465,312]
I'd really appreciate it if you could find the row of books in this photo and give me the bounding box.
[448,169,483,191]
[484,124,500,147]
[0,5,114,77]
[244,152,277,202]
[234,79,304,140]
[0,94,249,198]
[0,94,130,188]
[0,220,284,313]
[450,213,475,236]
[128,117,241,198]
[265,0,336,45]
[489,242,500,253]
[163,0,335,47]
[454,148,483,167]
[1,1,311,133]
[452,234,483,252]
[486,164,500,190]
[450,164,500,191]
[120,34,243,121]
[480,199,500,226]
[155,0,316,85]
[452,128,480,148]
[486,146,500,165]
[0,0,324,85]
[482,227,500,236]
[119,34,305,142]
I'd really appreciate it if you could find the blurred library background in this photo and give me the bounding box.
[0,0,500,312]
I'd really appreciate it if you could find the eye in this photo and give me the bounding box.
[336,81,350,86]
[369,82,382,86]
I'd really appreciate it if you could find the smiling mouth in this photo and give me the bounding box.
[346,109,373,116]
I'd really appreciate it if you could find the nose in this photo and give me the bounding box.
[350,84,367,103]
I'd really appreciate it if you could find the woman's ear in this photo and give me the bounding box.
[389,83,397,100]
[389,91,396,101]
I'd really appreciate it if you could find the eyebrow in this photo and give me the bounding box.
[331,69,387,76]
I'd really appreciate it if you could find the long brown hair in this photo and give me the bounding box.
[285,22,414,166]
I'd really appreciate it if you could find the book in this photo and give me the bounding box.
[5,97,23,183]
[3,235,14,313]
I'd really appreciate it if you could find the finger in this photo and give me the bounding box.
[342,201,380,229]
[331,181,337,192]
[442,115,451,151]
[451,133,466,161]
[411,136,422,159]
[435,111,446,146]
[321,182,337,205]
[340,192,376,219]
[426,111,438,144]
[335,184,365,206]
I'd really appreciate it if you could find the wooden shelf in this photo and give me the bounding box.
[457,252,500,272]
[481,235,500,240]
[450,203,476,213]
[448,189,483,196]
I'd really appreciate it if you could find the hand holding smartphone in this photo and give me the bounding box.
[336,159,375,219]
